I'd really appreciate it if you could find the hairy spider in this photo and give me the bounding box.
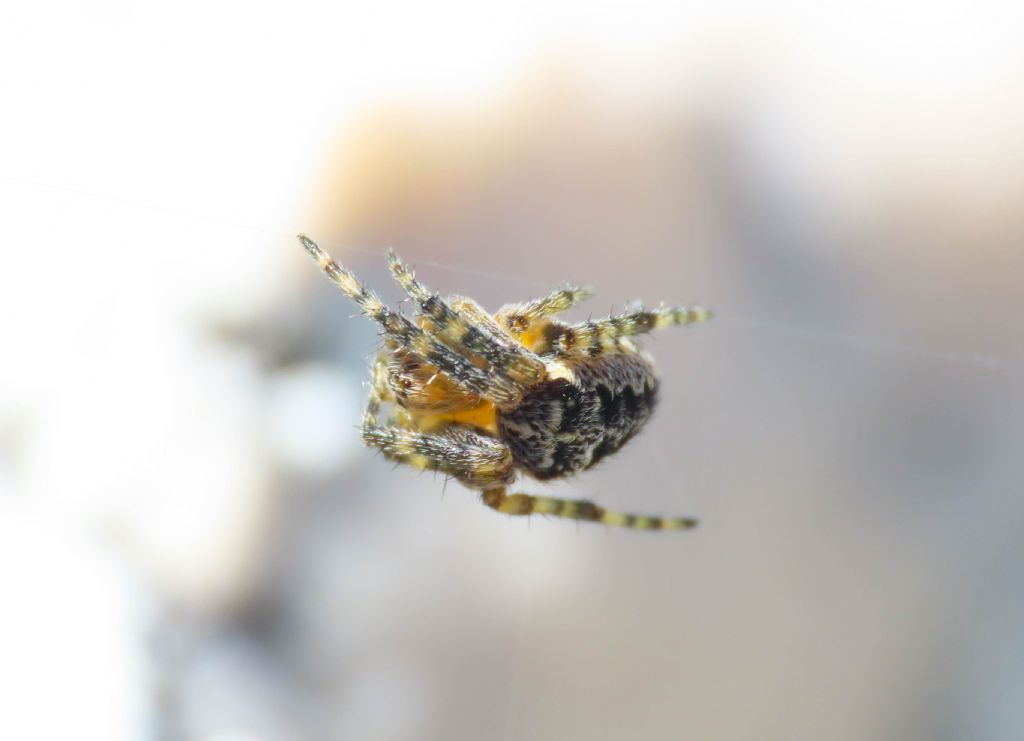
[299,235,711,531]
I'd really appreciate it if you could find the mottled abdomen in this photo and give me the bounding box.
[497,353,659,480]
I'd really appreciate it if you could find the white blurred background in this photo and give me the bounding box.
[2,2,1023,740]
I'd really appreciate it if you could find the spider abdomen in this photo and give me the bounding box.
[497,353,659,480]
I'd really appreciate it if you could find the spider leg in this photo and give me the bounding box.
[362,419,514,490]
[386,252,546,396]
[364,366,398,424]
[299,235,501,403]
[490,285,593,353]
[481,486,698,531]
[497,285,594,328]
[551,305,711,357]
[449,295,513,343]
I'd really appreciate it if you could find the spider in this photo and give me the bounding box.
[299,235,711,531]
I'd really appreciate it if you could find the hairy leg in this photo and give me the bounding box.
[300,235,508,404]
[481,486,698,531]
[449,295,515,346]
[496,285,594,333]
[551,305,711,357]
[361,405,514,490]
[492,285,593,354]
[386,252,545,397]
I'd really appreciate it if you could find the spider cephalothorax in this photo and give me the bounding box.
[299,235,711,531]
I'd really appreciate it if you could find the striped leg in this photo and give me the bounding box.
[300,235,501,403]
[496,285,593,334]
[449,296,515,347]
[481,487,698,532]
[386,252,545,395]
[361,366,511,488]
[362,423,514,490]
[552,305,711,357]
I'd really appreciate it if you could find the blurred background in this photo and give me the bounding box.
[2,2,1023,740]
